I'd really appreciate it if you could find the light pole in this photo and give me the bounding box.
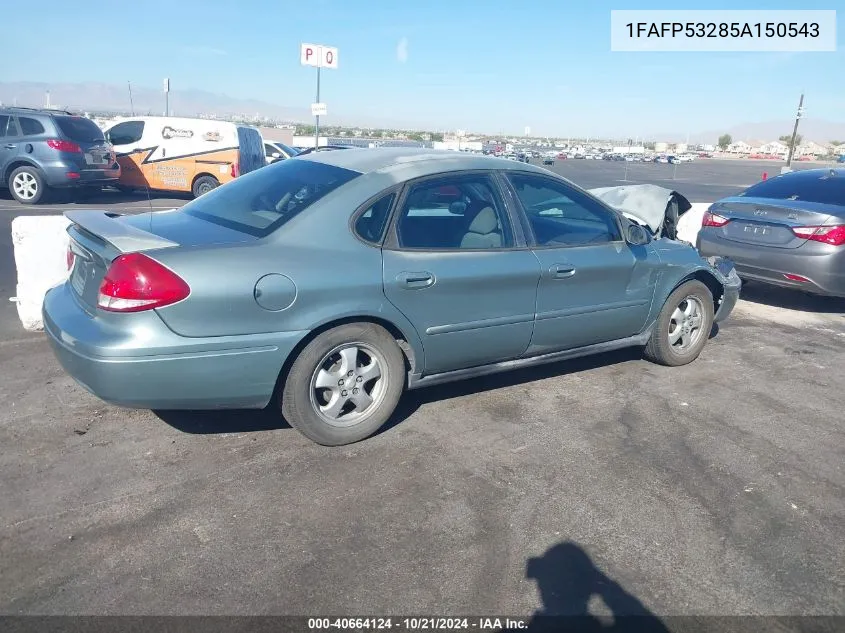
[785,93,804,170]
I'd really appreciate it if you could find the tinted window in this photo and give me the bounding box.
[5,117,21,137]
[264,143,279,157]
[396,175,513,249]
[354,193,396,244]
[106,121,144,146]
[508,174,621,246]
[182,159,359,237]
[18,117,45,136]
[739,172,845,206]
[236,127,265,175]
[0,115,8,138]
[55,116,105,142]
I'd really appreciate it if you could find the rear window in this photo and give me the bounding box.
[54,116,105,143]
[182,159,360,238]
[739,172,845,206]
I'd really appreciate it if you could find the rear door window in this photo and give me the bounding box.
[18,117,45,136]
[5,116,21,138]
[105,121,144,146]
[182,158,360,237]
[0,115,9,137]
[55,116,105,143]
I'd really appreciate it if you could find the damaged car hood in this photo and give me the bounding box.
[589,184,692,236]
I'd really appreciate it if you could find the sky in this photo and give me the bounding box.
[1,0,843,137]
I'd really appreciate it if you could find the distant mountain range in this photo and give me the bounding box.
[662,119,845,145]
[0,81,306,121]
[1,81,843,143]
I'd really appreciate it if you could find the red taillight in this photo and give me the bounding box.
[46,139,82,153]
[66,172,80,179]
[702,212,730,228]
[231,162,239,178]
[66,246,75,271]
[97,253,190,313]
[791,225,845,246]
[783,273,810,282]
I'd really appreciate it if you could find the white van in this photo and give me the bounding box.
[103,116,265,197]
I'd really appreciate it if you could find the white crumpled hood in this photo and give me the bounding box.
[589,184,691,234]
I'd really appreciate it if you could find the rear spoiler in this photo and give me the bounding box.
[65,210,179,253]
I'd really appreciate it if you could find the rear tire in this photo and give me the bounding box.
[644,280,714,367]
[192,175,219,198]
[9,166,47,204]
[282,323,406,446]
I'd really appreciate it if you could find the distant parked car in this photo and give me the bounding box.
[0,107,119,204]
[44,148,740,446]
[543,157,555,165]
[296,144,354,156]
[698,168,845,298]
[264,140,300,165]
[837,155,845,163]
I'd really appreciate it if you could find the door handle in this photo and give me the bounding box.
[551,264,576,279]
[4,144,16,149]
[397,271,435,289]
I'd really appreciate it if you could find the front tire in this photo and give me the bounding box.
[9,166,47,204]
[282,323,406,446]
[192,175,219,198]
[644,280,714,367]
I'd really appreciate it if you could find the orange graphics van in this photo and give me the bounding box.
[103,117,265,197]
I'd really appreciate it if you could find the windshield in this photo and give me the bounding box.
[181,159,360,237]
[54,116,105,143]
[739,172,845,206]
[275,142,299,156]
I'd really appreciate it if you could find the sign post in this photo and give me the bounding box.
[163,78,170,117]
[300,43,339,151]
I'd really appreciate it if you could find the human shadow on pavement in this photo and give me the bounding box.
[500,541,669,633]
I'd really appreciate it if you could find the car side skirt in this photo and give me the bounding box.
[407,326,655,390]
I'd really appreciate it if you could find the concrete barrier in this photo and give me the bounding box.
[11,216,71,331]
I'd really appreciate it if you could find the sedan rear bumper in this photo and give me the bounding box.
[698,231,845,298]
[43,283,306,410]
[42,161,121,188]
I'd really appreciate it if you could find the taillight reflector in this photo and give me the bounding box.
[97,253,190,312]
[231,162,239,178]
[702,212,730,228]
[66,247,75,271]
[791,225,845,246]
[47,139,82,153]
[783,273,810,282]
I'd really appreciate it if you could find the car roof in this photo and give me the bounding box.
[0,106,75,116]
[770,167,845,180]
[296,146,550,175]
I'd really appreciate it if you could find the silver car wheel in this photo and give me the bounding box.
[309,342,387,428]
[12,172,38,200]
[668,295,705,351]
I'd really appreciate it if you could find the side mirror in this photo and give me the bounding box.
[626,222,651,246]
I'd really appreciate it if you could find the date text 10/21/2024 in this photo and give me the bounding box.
[307,617,528,631]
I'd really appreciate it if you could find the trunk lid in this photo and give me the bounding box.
[65,209,254,313]
[708,197,834,249]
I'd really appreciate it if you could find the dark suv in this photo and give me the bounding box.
[0,107,120,204]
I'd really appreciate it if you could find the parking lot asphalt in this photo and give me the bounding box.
[1,159,843,618]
